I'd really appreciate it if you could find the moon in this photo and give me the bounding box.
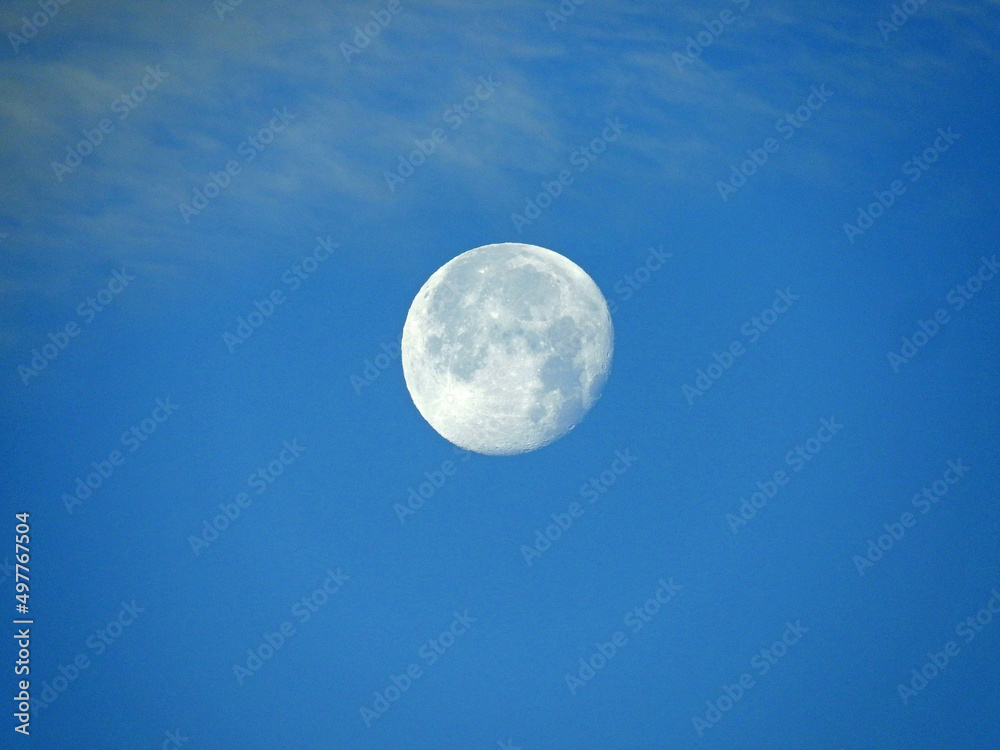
[401,243,613,455]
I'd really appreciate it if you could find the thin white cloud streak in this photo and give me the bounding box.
[0,0,997,347]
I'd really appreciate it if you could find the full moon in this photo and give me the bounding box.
[401,243,613,455]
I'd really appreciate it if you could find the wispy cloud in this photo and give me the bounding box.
[1,0,998,353]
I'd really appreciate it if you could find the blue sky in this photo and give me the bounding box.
[1,0,999,748]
